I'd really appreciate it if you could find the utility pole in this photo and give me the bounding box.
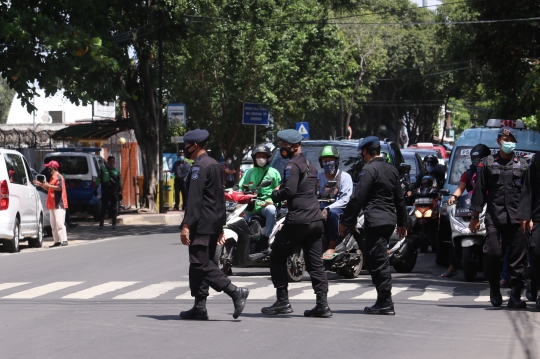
[158,11,165,214]
[423,0,428,6]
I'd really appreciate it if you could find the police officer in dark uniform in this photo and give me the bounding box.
[516,153,540,309]
[261,129,331,318]
[470,126,528,308]
[339,136,407,315]
[179,129,249,320]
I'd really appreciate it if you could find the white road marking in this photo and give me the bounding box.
[0,283,29,291]
[114,282,187,299]
[64,282,139,299]
[290,283,362,300]
[352,286,410,300]
[474,289,510,302]
[3,282,83,299]
[409,286,455,301]
[175,282,256,299]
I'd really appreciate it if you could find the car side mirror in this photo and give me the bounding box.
[399,163,411,174]
[439,188,450,196]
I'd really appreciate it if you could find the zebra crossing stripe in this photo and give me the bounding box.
[409,286,455,301]
[0,283,29,292]
[115,282,188,299]
[3,282,83,299]
[474,289,510,302]
[247,284,279,300]
[175,282,257,299]
[63,282,139,299]
[290,283,362,300]
[352,286,410,300]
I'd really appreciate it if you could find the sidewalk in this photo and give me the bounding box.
[117,211,184,225]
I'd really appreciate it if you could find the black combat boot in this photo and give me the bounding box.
[180,296,209,320]
[537,297,540,310]
[304,293,332,318]
[364,294,395,315]
[489,281,503,307]
[224,284,250,319]
[526,280,538,302]
[507,286,527,309]
[261,287,293,315]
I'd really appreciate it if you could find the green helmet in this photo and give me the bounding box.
[318,146,340,169]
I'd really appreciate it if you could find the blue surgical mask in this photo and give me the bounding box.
[323,161,336,175]
[179,156,185,161]
[501,141,516,154]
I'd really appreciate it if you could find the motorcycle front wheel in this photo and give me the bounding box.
[338,249,363,279]
[286,248,305,282]
[214,243,233,275]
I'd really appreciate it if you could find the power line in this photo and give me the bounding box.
[333,16,540,26]
[377,66,475,81]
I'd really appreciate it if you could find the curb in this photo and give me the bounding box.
[117,212,184,225]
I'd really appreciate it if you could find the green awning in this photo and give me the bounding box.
[52,120,131,141]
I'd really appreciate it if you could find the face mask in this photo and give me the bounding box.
[185,145,196,159]
[280,146,295,159]
[500,141,516,154]
[426,165,435,173]
[256,158,267,167]
[323,161,336,175]
[471,157,481,166]
[179,156,185,161]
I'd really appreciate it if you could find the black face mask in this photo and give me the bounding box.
[280,146,295,159]
[185,144,197,159]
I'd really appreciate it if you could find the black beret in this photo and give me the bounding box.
[277,129,303,144]
[358,136,380,150]
[184,129,209,144]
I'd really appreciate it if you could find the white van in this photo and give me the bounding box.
[0,149,45,252]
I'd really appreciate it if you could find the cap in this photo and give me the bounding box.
[45,160,60,169]
[498,126,518,142]
[277,129,303,145]
[184,129,210,144]
[358,136,380,150]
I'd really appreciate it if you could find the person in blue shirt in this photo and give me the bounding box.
[317,146,354,259]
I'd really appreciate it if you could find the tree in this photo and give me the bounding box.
[0,77,15,124]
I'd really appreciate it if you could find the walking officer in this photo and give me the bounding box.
[469,126,528,308]
[95,155,122,230]
[516,152,540,309]
[261,129,331,318]
[179,129,249,320]
[339,136,407,315]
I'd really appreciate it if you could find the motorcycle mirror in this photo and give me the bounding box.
[399,163,411,174]
[439,188,450,196]
[259,180,272,187]
[326,180,338,188]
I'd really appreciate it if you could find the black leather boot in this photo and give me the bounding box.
[526,280,538,302]
[507,286,527,309]
[261,287,293,315]
[229,287,250,319]
[365,294,395,315]
[180,296,209,320]
[304,293,332,318]
[489,281,503,307]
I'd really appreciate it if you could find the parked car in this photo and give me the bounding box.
[405,147,447,167]
[41,148,106,221]
[0,149,45,252]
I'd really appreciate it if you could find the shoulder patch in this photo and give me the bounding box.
[285,170,291,181]
[191,167,201,180]
[285,165,292,170]
[359,170,365,176]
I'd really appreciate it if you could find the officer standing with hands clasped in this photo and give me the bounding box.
[261,129,331,318]
[179,129,249,320]
[516,150,540,309]
[339,136,407,315]
[469,126,528,308]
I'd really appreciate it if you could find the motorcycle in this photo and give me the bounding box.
[448,193,486,282]
[214,180,306,282]
[412,181,447,253]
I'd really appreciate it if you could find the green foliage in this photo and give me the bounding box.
[0,77,15,124]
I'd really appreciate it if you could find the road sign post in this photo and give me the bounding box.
[243,103,270,147]
[296,122,309,139]
[167,104,186,126]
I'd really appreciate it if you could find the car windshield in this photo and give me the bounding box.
[45,156,89,175]
[402,153,418,178]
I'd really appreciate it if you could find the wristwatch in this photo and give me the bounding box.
[471,215,479,220]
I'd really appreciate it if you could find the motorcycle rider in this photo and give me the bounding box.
[417,154,445,190]
[442,144,490,277]
[261,129,331,318]
[317,146,354,258]
[340,136,407,315]
[516,152,540,309]
[239,144,282,252]
[469,126,528,308]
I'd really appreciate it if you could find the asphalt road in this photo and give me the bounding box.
[0,226,538,359]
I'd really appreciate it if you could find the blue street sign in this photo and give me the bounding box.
[242,103,270,125]
[296,122,309,138]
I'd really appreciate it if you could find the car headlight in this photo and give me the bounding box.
[424,209,432,218]
[415,210,423,218]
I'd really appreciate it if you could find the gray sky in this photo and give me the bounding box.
[411,0,442,7]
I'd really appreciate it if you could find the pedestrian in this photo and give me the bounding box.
[261,129,331,318]
[516,152,540,309]
[222,157,236,188]
[339,136,407,315]
[170,150,191,210]
[179,129,249,320]
[469,126,528,308]
[60,168,78,228]
[33,160,69,248]
[95,155,122,230]
[239,144,281,252]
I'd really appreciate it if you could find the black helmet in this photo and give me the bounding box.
[251,144,272,167]
[470,144,490,160]
[318,146,340,170]
[423,154,438,165]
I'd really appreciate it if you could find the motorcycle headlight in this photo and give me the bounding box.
[415,210,423,218]
[424,209,432,218]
